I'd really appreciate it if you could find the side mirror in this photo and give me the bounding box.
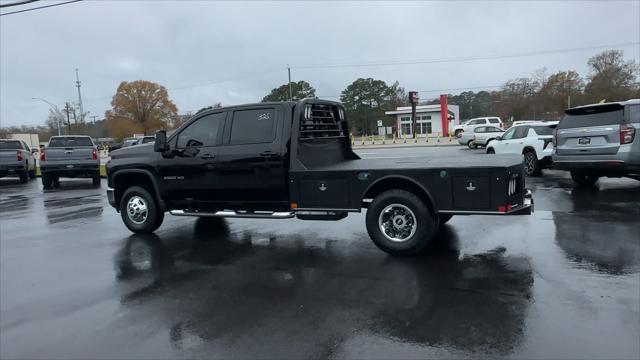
[495,136,502,141]
[154,130,168,152]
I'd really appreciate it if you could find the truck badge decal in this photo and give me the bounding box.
[319,183,327,191]
[258,113,271,121]
[466,180,476,191]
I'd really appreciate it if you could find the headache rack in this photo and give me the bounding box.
[300,104,346,140]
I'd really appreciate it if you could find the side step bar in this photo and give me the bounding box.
[169,210,295,219]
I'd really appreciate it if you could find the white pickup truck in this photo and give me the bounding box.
[0,139,36,183]
[40,135,100,188]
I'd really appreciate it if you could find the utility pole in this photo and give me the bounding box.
[64,102,72,134]
[75,68,84,123]
[287,65,292,101]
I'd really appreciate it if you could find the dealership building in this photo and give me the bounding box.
[385,104,460,138]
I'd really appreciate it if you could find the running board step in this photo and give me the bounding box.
[170,210,295,219]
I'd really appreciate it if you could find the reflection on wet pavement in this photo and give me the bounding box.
[553,185,640,274]
[112,219,533,358]
[0,158,639,359]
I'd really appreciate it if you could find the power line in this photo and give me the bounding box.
[0,0,39,8]
[291,42,640,69]
[0,0,81,16]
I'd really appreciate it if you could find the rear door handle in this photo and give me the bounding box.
[200,154,215,160]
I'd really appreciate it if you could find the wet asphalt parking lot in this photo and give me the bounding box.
[1,146,639,359]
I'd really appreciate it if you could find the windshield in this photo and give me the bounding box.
[48,137,93,147]
[0,141,22,150]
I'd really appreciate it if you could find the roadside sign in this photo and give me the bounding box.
[377,120,383,127]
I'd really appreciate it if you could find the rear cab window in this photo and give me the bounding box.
[229,108,276,145]
[48,137,94,147]
[0,140,23,150]
[559,103,624,129]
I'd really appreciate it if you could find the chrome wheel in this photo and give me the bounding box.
[378,204,417,242]
[524,152,535,175]
[127,196,148,225]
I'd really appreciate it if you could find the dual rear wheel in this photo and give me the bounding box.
[365,189,451,255]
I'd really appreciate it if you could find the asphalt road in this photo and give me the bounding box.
[1,146,639,359]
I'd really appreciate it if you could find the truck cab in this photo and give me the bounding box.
[107,100,532,255]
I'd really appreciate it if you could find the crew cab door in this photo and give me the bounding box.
[157,111,226,205]
[216,106,288,206]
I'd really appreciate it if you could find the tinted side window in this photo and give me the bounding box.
[177,112,225,148]
[627,104,639,124]
[502,127,516,140]
[474,127,486,133]
[513,126,529,139]
[531,126,554,135]
[230,108,276,145]
[489,118,500,124]
[489,126,503,132]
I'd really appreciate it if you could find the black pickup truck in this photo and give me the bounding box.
[106,100,532,255]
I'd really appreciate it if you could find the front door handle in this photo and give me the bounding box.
[260,151,274,157]
[200,154,215,160]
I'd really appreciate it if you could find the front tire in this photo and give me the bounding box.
[486,148,495,154]
[571,171,599,187]
[19,170,29,183]
[523,151,541,176]
[120,186,164,234]
[92,171,101,186]
[467,140,477,149]
[42,174,53,189]
[366,189,436,256]
[455,129,463,138]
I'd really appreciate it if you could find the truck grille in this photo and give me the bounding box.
[300,104,346,140]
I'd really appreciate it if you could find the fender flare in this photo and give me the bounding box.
[112,168,166,210]
[362,175,437,212]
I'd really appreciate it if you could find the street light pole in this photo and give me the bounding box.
[32,97,61,136]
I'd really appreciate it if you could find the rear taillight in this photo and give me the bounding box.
[92,148,98,160]
[16,151,23,161]
[40,150,45,161]
[552,129,557,148]
[620,124,635,145]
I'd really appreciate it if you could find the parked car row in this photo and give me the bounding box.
[477,99,640,184]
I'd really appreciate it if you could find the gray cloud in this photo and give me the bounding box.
[1,0,639,127]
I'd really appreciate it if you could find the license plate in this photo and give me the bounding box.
[578,137,590,145]
[66,164,74,168]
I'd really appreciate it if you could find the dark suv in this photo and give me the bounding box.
[553,99,640,186]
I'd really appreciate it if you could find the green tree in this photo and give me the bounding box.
[340,78,393,134]
[584,50,640,103]
[262,81,316,102]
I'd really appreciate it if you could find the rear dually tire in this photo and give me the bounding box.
[366,189,436,256]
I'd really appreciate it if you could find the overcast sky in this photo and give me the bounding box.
[1,0,639,127]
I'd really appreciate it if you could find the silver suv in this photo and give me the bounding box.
[553,99,640,186]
